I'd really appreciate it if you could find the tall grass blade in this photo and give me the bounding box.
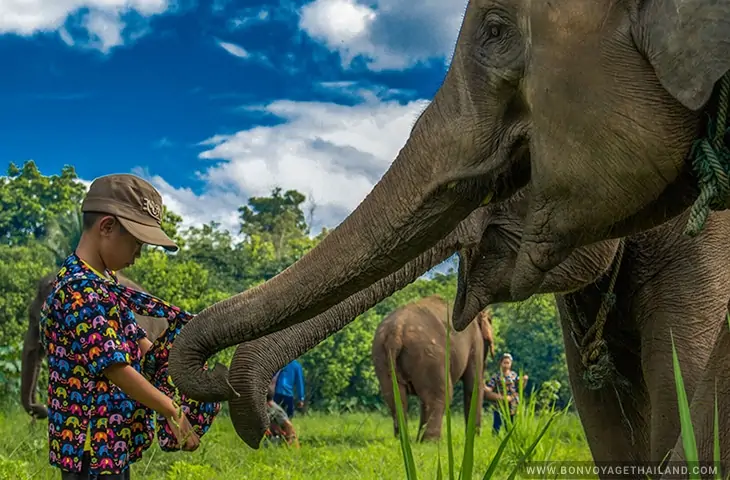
[390,354,418,480]
[481,425,516,480]
[713,378,721,480]
[670,329,700,480]
[444,310,455,480]
[458,368,481,480]
[506,413,557,480]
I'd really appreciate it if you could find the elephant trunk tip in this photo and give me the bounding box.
[169,358,239,403]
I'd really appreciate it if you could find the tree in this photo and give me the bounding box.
[0,161,86,245]
[238,187,309,259]
[41,205,84,267]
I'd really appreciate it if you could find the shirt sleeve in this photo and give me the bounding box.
[64,282,132,377]
[486,374,497,389]
[114,284,193,323]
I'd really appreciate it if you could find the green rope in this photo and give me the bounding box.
[567,239,628,391]
[684,72,730,237]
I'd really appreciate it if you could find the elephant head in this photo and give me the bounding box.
[168,0,728,431]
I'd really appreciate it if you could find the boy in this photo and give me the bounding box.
[40,174,199,479]
[264,390,300,448]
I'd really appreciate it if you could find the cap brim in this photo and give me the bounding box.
[117,217,178,252]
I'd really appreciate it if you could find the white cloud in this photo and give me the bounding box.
[217,40,249,58]
[0,0,171,52]
[140,89,430,237]
[299,0,465,71]
[229,7,270,30]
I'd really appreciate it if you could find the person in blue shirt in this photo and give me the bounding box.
[273,360,306,417]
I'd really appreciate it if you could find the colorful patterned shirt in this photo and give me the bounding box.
[39,253,203,475]
[486,370,520,416]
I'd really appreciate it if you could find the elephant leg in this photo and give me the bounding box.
[639,308,722,463]
[462,359,483,436]
[414,380,451,442]
[661,321,730,479]
[556,298,651,467]
[382,378,409,438]
[417,400,428,441]
[633,250,729,463]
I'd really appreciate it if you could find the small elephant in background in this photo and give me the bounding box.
[371,294,495,441]
[21,271,168,419]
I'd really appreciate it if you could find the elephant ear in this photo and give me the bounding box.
[637,0,730,110]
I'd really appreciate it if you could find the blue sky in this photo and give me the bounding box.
[0,0,465,239]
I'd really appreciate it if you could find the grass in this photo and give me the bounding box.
[0,401,592,479]
[1,314,725,479]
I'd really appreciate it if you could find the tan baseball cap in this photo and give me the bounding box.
[81,173,178,252]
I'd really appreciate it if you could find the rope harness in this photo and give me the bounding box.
[684,72,730,237]
[567,239,626,391]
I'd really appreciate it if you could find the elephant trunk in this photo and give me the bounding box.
[168,85,493,402]
[227,223,465,448]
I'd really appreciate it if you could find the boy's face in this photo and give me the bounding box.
[96,215,144,270]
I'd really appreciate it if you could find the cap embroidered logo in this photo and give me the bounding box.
[142,198,162,222]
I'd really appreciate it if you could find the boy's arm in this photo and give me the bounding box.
[103,363,177,417]
[73,283,198,450]
[103,364,200,451]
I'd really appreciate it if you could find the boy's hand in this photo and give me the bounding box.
[165,407,200,452]
[103,364,201,451]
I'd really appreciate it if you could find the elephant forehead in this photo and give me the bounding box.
[525,0,616,39]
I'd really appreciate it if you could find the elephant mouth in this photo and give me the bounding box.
[452,143,531,331]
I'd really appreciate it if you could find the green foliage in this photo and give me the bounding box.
[0,161,86,245]
[165,461,218,480]
[0,455,29,477]
[124,249,229,314]
[0,242,55,346]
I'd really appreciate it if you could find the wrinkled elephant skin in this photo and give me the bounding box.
[20,272,168,419]
[371,295,495,441]
[456,203,730,475]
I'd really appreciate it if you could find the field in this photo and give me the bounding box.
[0,403,594,479]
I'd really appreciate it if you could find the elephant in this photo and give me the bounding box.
[167,0,730,462]
[455,194,730,474]
[371,295,495,441]
[21,271,168,419]
[183,183,729,478]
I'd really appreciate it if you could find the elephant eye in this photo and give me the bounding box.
[488,25,501,39]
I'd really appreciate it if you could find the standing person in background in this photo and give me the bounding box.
[274,359,305,418]
[484,353,528,434]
